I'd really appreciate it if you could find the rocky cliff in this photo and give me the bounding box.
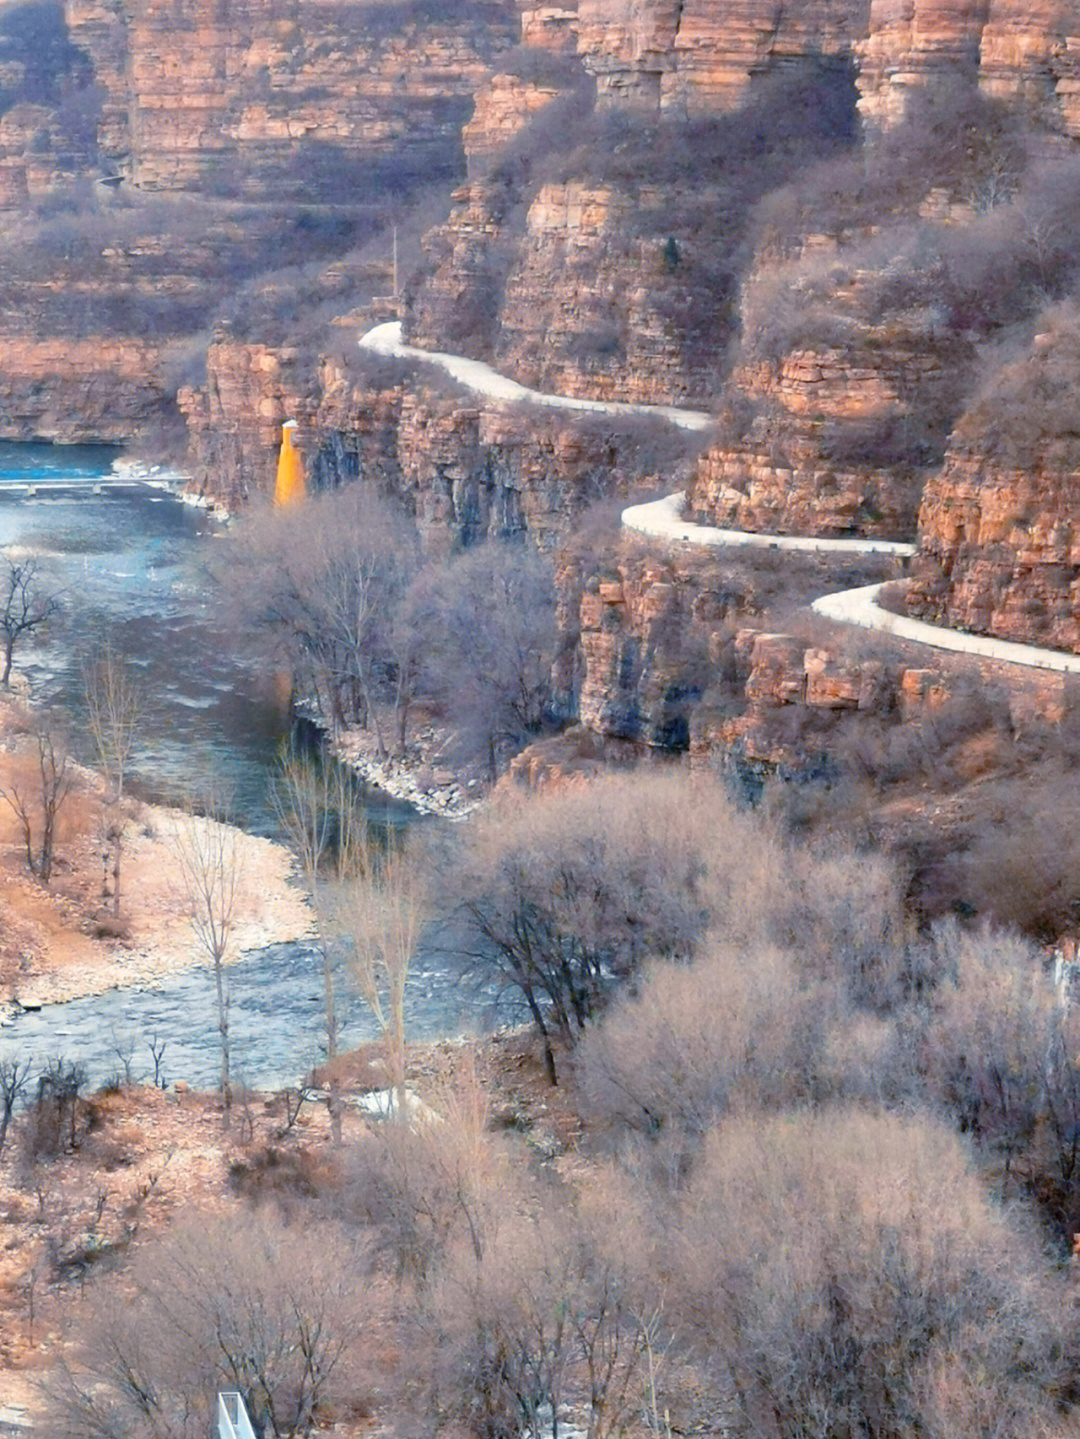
[8,0,1080,673]
[908,311,1080,652]
[64,0,517,198]
[0,0,518,446]
[575,0,869,112]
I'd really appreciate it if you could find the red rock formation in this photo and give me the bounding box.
[65,0,518,196]
[0,336,165,443]
[463,73,566,172]
[576,0,870,113]
[908,317,1080,653]
[686,251,972,539]
[856,0,989,127]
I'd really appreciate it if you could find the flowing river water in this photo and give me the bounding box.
[0,443,488,1091]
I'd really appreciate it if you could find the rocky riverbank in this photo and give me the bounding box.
[333,724,484,820]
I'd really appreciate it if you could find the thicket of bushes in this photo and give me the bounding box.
[29,768,1080,1439]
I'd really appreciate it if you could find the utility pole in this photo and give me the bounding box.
[392,222,399,306]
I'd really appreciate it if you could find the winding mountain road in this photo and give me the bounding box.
[363,323,1080,676]
[358,322,715,432]
[625,492,1080,675]
[810,583,1080,675]
[622,491,916,558]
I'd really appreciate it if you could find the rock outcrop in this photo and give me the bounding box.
[64,0,517,197]
[683,240,972,539]
[0,0,518,443]
[576,0,869,112]
[182,325,696,530]
[909,449,1080,654]
[857,0,1080,135]
[908,315,1080,654]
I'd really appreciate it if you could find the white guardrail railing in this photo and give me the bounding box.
[217,1392,257,1439]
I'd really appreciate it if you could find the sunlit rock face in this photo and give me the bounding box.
[908,322,1080,656]
[576,0,869,113]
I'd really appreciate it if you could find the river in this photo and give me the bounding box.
[0,443,488,1091]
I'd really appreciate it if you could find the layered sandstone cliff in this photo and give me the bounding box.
[182,322,695,530]
[576,0,869,112]
[683,235,972,538]
[908,315,1080,653]
[0,0,518,444]
[64,0,517,197]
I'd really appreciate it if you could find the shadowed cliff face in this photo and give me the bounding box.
[571,0,1080,137]
[64,0,517,198]
[576,0,871,113]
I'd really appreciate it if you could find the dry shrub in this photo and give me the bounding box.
[702,814,912,1008]
[451,770,727,1080]
[667,1108,1073,1439]
[348,1063,508,1285]
[48,1208,372,1439]
[90,912,130,941]
[453,772,913,1089]
[227,1143,335,1204]
[425,1177,661,1439]
[916,923,1080,1224]
[934,762,1080,934]
[579,944,842,1137]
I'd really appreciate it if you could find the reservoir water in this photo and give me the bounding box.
[0,443,486,1090]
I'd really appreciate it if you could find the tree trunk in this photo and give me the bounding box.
[524,990,558,1086]
[112,828,122,916]
[215,953,231,1128]
[323,945,342,1146]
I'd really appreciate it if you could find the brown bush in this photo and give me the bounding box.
[664,1108,1075,1439]
[48,1209,372,1439]
[578,943,847,1137]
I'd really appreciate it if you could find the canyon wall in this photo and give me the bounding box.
[8,0,1080,675]
[907,313,1080,653]
[910,447,1080,653]
[575,0,869,112]
[63,0,518,197]
[557,538,1071,785]
[0,0,518,445]
[181,320,696,532]
[570,0,1080,133]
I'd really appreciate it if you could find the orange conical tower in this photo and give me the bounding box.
[273,419,306,507]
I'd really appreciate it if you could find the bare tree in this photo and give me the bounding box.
[341,840,425,1114]
[351,1055,504,1284]
[0,1056,30,1160]
[47,1209,367,1439]
[273,742,366,1142]
[413,542,558,780]
[168,801,243,1126]
[921,923,1052,1198]
[666,1108,1070,1439]
[231,486,418,743]
[0,726,75,883]
[580,942,843,1139]
[82,642,142,915]
[451,772,718,1084]
[431,1183,664,1439]
[0,555,60,687]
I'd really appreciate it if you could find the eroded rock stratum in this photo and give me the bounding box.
[6,0,1080,658]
